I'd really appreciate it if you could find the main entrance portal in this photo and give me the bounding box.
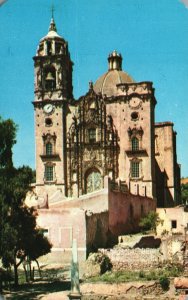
[86,169,102,193]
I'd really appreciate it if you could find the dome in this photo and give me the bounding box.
[93,51,134,97]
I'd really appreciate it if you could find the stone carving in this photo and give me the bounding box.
[128,126,143,138]
[66,89,119,197]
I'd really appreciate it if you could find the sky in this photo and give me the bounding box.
[0,0,188,177]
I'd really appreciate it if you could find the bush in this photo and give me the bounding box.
[159,276,170,291]
[163,263,183,277]
[146,270,157,281]
[139,211,162,232]
[139,270,145,278]
[88,252,112,275]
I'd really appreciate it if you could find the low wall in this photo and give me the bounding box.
[50,187,109,214]
[100,248,161,271]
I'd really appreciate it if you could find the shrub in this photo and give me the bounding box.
[88,252,112,275]
[146,270,157,281]
[139,211,162,233]
[139,270,145,278]
[159,276,170,291]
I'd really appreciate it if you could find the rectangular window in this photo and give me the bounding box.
[88,128,96,143]
[46,143,53,155]
[45,165,53,181]
[171,220,177,229]
[132,137,139,151]
[131,161,140,178]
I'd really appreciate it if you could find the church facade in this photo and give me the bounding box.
[31,18,180,261]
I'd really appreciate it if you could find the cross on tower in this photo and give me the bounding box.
[51,4,55,18]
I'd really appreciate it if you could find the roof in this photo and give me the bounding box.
[40,17,62,41]
[93,69,134,97]
[93,50,134,97]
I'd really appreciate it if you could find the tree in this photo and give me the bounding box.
[0,117,52,286]
[139,211,162,233]
[0,116,17,169]
[181,183,188,205]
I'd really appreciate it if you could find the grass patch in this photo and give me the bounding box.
[86,264,183,284]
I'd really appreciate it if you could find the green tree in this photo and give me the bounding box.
[0,116,17,168]
[181,183,188,205]
[0,117,51,286]
[139,211,162,233]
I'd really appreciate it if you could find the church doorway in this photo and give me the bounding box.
[85,169,102,194]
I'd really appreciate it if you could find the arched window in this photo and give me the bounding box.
[88,128,96,143]
[132,137,139,151]
[47,41,52,55]
[44,66,56,90]
[46,142,53,155]
[42,133,56,156]
[85,169,102,193]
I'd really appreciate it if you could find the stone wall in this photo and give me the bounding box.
[36,177,158,264]
[155,122,180,207]
[86,211,109,254]
[100,248,161,271]
[109,180,156,236]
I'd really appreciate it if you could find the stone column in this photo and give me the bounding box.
[68,239,82,300]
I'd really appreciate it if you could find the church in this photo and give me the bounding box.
[31,17,180,262]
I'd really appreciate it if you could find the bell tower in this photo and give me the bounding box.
[33,17,73,204]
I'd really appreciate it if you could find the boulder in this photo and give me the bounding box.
[83,252,112,279]
[174,277,188,289]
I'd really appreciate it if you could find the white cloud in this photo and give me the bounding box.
[180,0,188,8]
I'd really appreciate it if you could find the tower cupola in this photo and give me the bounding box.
[108,50,122,71]
[33,16,73,100]
[36,17,68,57]
[94,51,134,97]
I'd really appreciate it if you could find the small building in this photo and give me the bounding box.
[157,206,188,236]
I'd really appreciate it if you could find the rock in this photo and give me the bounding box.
[83,252,112,279]
[174,277,188,289]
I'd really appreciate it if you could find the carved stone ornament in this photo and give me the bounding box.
[37,92,42,99]
[128,126,144,138]
[66,89,120,197]
[48,91,53,98]
[58,91,63,98]
[129,97,142,109]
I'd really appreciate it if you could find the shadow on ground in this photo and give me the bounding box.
[5,280,71,300]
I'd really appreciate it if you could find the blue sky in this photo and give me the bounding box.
[0,0,188,176]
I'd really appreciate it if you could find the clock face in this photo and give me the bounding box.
[43,104,54,114]
[129,97,142,109]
